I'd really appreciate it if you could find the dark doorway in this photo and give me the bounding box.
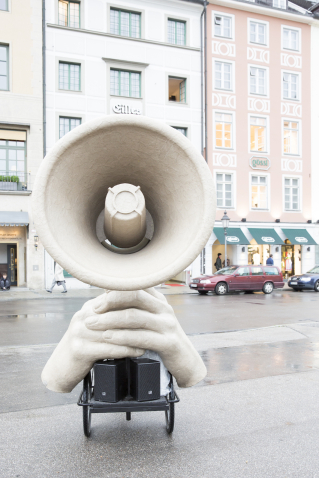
[7,244,17,286]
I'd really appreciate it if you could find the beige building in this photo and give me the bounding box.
[0,0,44,288]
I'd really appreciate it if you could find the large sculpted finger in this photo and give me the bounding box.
[84,308,170,333]
[102,329,168,352]
[94,289,172,316]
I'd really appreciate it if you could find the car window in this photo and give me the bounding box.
[307,266,319,274]
[251,266,263,276]
[264,267,278,276]
[236,267,250,276]
[215,266,237,275]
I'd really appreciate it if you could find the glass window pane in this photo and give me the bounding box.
[69,2,80,28]
[58,1,68,26]
[0,160,6,171]
[0,149,5,159]
[225,174,231,181]
[110,9,119,35]
[131,13,141,39]
[120,71,130,96]
[217,174,223,181]
[130,72,140,98]
[0,0,8,11]
[110,69,119,95]
[120,11,130,37]
[168,20,175,44]
[176,21,185,45]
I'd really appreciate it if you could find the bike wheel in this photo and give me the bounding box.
[83,372,92,437]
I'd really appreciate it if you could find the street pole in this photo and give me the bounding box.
[224,228,227,267]
[221,211,230,268]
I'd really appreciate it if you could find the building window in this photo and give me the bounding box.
[250,21,266,45]
[251,175,268,209]
[273,0,286,8]
[169,77,186,103]
[250,67,266,95]
[110,69,141,98]
[215,113,233,149]
[58,1,80,28]
[59,117,81,138]
[0,44,9,91]
[215,61,232,90]
[110,8,141,38]
[172,127,187,136]
[285,177,300,210]
[250,117,267,152]
[283,73,299,100]
[283,28,299,51]
[168,19,186,45]
[59,62,81,91]
[0,0,8,11]
[214,15,232,38]
[283,120,299,155]
[0,140,26,184]
[216,173,233,208]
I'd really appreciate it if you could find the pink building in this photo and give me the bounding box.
[204,0,318,277]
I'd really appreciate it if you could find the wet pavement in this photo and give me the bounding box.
[1,289,319,476]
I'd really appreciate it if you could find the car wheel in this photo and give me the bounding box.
[198,290,208,295]
[215,282,227,295]
[314,280,319,292]
[263,282,274,294]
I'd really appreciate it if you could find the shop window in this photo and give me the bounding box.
[250,67,266,96]
[59,116,81,138]
[283,28,299,51]
[0,0,8,11]
[0,44,9,91]
[59,62,81,91]
[214,15,232,38]
[215,112,233,149]
[111,69,141,98]
[59,1,80,28]
[168,77,186,103]
[0,138,26,189]
[284,177,300,210]
[215,61,232,90]
[251,175,268,209]
[250,116,267,152]
[168,19,186,45]
[283,121,299,155]
[110,8,141,38]
[216,173,233,207]
[283,72,299,100]
[250,21,266,45]
[172,127,187,136]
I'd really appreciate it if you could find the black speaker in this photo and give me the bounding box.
[93,359,127,403]
[130,358,161,401]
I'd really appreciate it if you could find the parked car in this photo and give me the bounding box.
[190,265,284,295]
[288,266,319,292]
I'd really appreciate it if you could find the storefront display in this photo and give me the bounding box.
[248,244,270,265]
[281,240,301,278]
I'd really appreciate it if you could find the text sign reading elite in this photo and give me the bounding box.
[250,157,271,171]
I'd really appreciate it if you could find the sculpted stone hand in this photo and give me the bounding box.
[42,288,207,393]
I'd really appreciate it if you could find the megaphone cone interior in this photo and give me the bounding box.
[32,115,216,291]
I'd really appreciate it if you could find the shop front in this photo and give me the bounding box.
[212,227,250,271]
[281,229,317,278]
[247,228,284,267]
[0,212,29,287]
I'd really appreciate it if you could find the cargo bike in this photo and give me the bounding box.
[77,358,180,437]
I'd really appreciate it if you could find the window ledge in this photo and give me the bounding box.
[0,190,31,196]
[110,94,142,100]
[168,101,188,106]
[103,57,149,67]
[47,24,201,52]
[58,88,83,94]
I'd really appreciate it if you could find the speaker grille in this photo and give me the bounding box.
[130,358,161,401]
[94,359,127,403]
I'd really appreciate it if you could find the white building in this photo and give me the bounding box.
[0,0,44,289]
[43,0,205,288]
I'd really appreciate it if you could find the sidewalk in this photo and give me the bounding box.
[0,284,197,301]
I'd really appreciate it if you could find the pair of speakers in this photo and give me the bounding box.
[94,358,161,403]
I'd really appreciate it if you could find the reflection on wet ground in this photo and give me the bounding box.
[199,339,319,386]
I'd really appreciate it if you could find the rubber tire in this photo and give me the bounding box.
[83,372,92,438]
[215,282,227,295]
[198,290,208,295]
[263,282,274,294]
[314,280,319,292]
[165,401,175,434]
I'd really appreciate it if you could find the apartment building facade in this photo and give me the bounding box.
[203,0,319,278]
[0,0,43,288]
[43,0,204,288]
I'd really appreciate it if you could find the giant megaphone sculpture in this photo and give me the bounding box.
[33,115,216,393]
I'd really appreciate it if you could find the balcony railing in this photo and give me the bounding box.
[0,172,28,191]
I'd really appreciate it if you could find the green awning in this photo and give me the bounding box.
[213,227,250,245]
[248,228,284,245]
[281,228,317,245]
